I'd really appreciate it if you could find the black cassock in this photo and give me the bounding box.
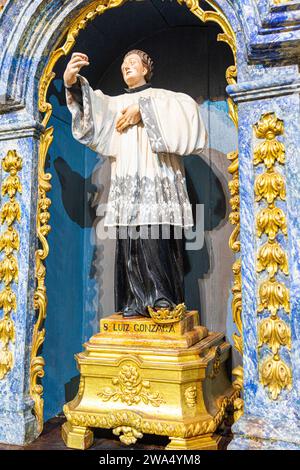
[115,225,184,317]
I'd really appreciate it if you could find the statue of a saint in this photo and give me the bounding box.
[64,49,206,318]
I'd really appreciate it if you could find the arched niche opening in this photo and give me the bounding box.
[40,0,238,423]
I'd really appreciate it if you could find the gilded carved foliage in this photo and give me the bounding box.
[253,113,291,400]
[0,150,22,380]
[98,363,165,407]
[227,150,243,419]
[30,128,53,433]
[257,240,288,278]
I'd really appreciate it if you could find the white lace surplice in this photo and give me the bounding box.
[66,75,207,228]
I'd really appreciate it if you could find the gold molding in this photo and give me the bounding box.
[64,390,239,441]
[35,0,239,432]
[254,112,292,399]
[0,150,22,380]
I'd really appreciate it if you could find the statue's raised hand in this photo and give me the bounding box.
[63,52,90,87]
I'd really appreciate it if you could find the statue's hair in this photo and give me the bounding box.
[123,49,154,82]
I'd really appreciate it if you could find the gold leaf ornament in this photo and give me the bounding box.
[0,200,21,226]
[253,113,285,169]
[254,113,284,140]
[254,171,286,204]
[0,316,15,345]
[260,356,292,400]
[253,140,285,169]
[0,286,17,315]
[98,363,165,407]
[0,347,13,380]
[258,317,291,353]
[257,240,289,277]
[256,206,287,240]
[0,255,19,285]
[0,227,20,255]
[1,150,22,174]
[2,175,22,198]
[257,278,290,317]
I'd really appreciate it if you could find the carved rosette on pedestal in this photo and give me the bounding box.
[62,311,237,450]
[0,150,22,380]
[253,112,292,400]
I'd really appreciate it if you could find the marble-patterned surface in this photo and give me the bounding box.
[227,67,300,448]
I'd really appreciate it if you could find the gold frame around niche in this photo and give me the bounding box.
[33,0,241,434]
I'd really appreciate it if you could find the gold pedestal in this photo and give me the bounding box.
[62,311,237,450]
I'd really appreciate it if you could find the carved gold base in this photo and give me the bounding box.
[61,421,93,450]
[62,311,236,450]
[166,434,222,450]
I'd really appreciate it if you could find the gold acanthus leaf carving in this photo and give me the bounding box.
[257,278,290,317]
[256,206,287,240]
[253,139,285,169]
[260,355,292,400]
[0,200,21,227]
[0,315,15,346]
[253,113,285,170]
[0,227,20,255]
[0,286,17,315]
[257,240,289,277]
[0,347,13,380]
[2,175,22,198]
[98,364,165,407]
[2,150,22,175]
[254,112,284,140]
[254,171,286,204]
[0,255,18,285]
[258,317,291,354]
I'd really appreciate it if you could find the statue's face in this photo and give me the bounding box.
[121,53,147,87]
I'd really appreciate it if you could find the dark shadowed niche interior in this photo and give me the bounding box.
[41,0,238,421]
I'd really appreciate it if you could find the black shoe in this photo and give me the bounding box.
[153,298,174,310]
[122,306,140,318]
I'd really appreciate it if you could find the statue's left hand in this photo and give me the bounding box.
[116,104,141,133]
